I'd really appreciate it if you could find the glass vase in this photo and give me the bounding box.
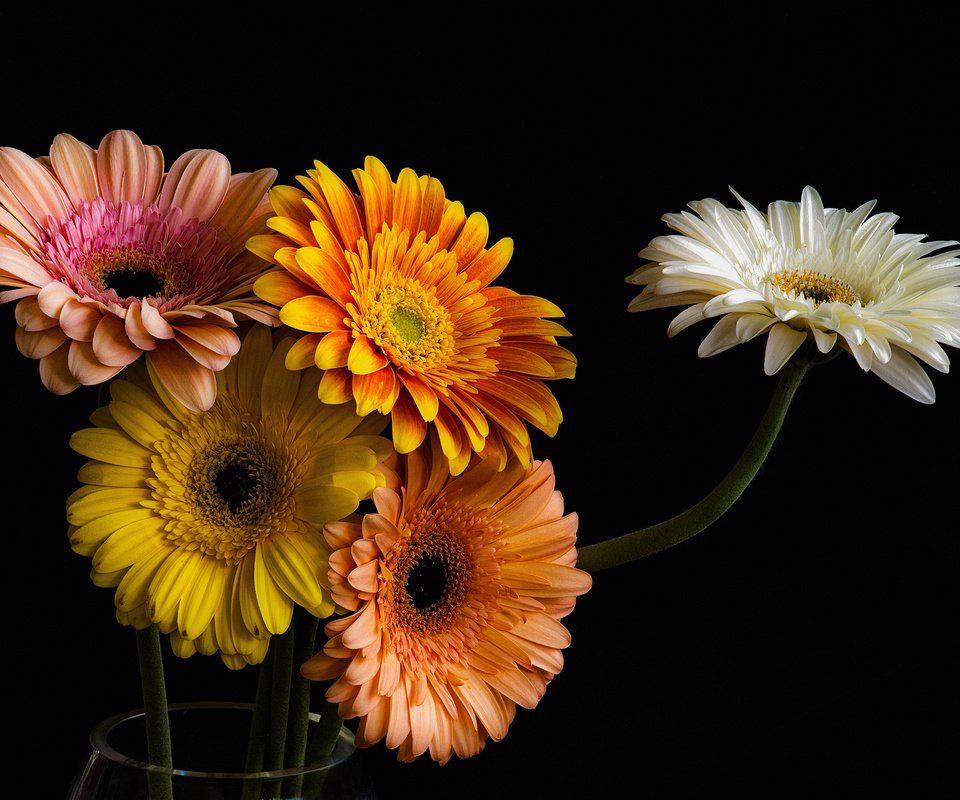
[67,701,376,799]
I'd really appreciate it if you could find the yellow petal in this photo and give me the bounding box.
[254,544,293,635]
[70,428,152,468]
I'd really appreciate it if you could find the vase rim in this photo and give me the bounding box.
[89,700,356,781]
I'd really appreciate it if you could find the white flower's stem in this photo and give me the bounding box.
[577,357,810,572]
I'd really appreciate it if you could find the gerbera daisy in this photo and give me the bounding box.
[627,186,960,402]
[0,129,280,411]
[248,156,576,474]
[66,324,392,668]
[301,433,592,763]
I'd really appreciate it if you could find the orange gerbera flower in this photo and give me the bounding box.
[301,434,592,763]
[249,156,576,474]
[0,130,279,411]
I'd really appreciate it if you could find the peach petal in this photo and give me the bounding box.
[92,315,143,367]
[124,303,158,351]
[341,600,380,650]
[49,133,99,205]
[140,302,175,339]
[0,145,71,225]
[211,168,278,238]
[147,343,217,412]
[39,342,80,394]
[15,324,65,358]
[96,130,149,204]
[0,246,55,288]
[67,340,124,385]
[14,296,57,331]
[347,559,379,594]
[36,280,77,318]
[160,149,231,222]
[59,299,101,341]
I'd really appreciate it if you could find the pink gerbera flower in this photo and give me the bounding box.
[0,130,279,410]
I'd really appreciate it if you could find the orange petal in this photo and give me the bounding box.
[347,335,389,375]
[393,168,422,234]
[253,270,311,307]
[465,237,513,287]
[390,392,428,453]
[280,295,346,333]
[296,247,354,306]
[285,333,323,370]
[314,161,364,250]
[396,372,439,422]
[315,330,352,369]
[318,367,354,405]
[353,367,398,415]
[450,211,489,269]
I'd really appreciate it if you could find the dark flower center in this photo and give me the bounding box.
[214,458,261,513]
[406,554,447,611]
[102,265,167,299]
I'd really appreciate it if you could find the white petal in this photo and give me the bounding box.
[763,323,808,375]
[868,349,936,404]
[697,315,742,357]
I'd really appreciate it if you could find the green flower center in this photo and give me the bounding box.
[769,268,859,307]
[363,276,456,369]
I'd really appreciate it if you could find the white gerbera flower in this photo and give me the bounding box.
[627,186,960,402]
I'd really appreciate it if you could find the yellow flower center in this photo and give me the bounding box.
[768,268,859,306]
[363,277,456,370]
[84,245,190,301]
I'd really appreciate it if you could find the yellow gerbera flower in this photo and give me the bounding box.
[302,434,592,763]
[66,324,392,668]
[0,130,280,412]
[248,156,576,474]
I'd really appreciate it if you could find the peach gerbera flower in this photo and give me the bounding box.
[249,156,576,474]
[301,434,592,763]
[0,130,280,411]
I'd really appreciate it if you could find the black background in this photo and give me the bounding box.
[4,8,958,798]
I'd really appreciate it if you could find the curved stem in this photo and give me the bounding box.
[135,626,173,800]
[577,357,810,573]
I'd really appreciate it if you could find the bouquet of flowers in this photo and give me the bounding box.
[3,129,957,798]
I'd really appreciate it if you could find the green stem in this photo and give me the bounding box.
[282,609,321,797]
[241,644,274,800]
[301,700,344,797]
[135,626,173,800]
[577,357,810,573]
[268,626,295,766]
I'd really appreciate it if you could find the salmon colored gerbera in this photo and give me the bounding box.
[248,156,576,474]
[301,434,592,763]
[0,130,280,411]
[66,324,392,668]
